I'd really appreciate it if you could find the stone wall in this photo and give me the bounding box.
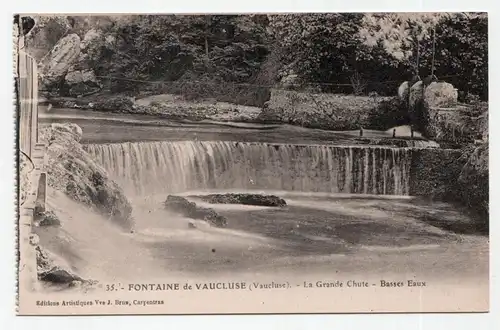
[409,147,488,222]
[258,89,408,130]
[409,148,465,197]
[426,103,487,144]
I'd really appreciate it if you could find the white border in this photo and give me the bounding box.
[1,0,497,329]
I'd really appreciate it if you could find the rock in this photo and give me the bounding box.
[65,69,98,85]
[105,35,116,46]
[39,268,84,284]
[398,81,410,102]
[41,123,133,229]
[29,233,40,246]
[199,193,287,207]
[164,195,228,228]
[39,34,81,86]
[64,69,102,97]
[424,82,458,108]
[34,209,61,227]
[258,89,400,131]
[164,195,197,214]
[36,245,53,274]
[50,123,83,141]
[23,16,72,61]
[80,29,101,51]
[280,73,300,90]
[409,80,424,110]
[36,245,84,284]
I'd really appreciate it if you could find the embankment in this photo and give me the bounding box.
[45,88,409,130]
[257,89,408,130]
[45,93,263,123]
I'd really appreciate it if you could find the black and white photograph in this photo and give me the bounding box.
[15,12,489,314]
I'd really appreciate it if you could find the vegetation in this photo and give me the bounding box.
[26,13,488,220]
[34,13,487,104]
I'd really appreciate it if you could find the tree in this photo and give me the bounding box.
[359,13,488,100]
[268,13,401,94]
[359,13,445,75]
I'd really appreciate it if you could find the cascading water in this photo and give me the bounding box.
[85,141,412,197]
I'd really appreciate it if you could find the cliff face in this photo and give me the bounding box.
[40,123,134,230]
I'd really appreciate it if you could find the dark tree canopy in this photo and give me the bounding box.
[52,13,488,102]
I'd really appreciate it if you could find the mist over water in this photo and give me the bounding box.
[86,141,412,197]
[37,112,487,286]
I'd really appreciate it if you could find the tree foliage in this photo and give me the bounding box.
[57,13,487,102]
[85,15,270,98]
[359,13,488,99]
[269,13,398,94]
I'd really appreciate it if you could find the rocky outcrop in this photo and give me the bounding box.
[164,195,227,227]
[41,123,133,229]
[197,193,287,207]
[64,69,102,97]
[39,34,81,86]
[36,245,84,285]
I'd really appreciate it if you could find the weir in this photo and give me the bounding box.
[86,141,412,196]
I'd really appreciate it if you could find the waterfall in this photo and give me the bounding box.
[86,141,412,196]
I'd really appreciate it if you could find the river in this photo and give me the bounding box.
[36,106,489,312]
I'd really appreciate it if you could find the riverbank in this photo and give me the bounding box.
[42,89,408,131]
[44,92,264,123]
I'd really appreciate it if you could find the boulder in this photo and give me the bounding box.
[64,69,102,97]
[34,209,61,227]
[39,33,81,86]
[36,245,84,284]
[398,81,410,102]
[198,193,287,207]
[424,82,458,108]
[408,80,424,110]
[80,28,101,51]
[280,73,300,90]
[23,16,72,61]
[164,195,228,228]
[164,195,197,214]
[39,268,84,284]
